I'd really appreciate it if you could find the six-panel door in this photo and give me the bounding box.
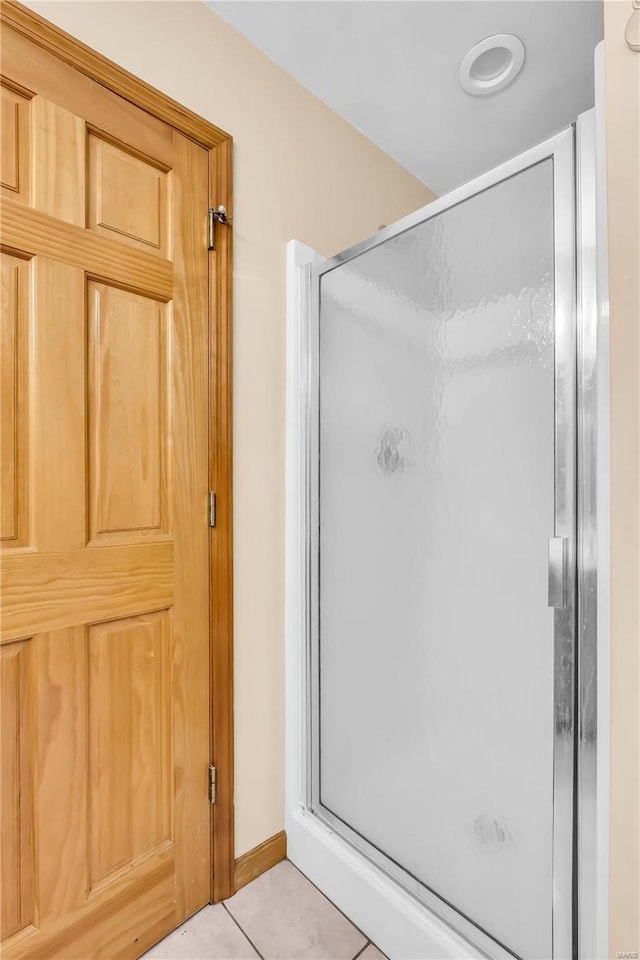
[0,24,211,960]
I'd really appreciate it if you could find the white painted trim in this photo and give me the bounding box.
[285,240,323,824]
[593,39,611,960]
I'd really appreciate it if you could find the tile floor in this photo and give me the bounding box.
[142,860,387,960]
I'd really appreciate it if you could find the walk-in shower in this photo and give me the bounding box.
[286,112,605,960]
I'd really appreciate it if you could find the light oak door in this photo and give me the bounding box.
[0,23,212,960]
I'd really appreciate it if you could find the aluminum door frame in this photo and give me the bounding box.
[575,104,609,960]
[305,127,577,960]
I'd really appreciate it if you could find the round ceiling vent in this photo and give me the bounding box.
[459,34,525,97]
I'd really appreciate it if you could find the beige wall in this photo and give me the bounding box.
[605,1,640,953]
[23,0,434,858]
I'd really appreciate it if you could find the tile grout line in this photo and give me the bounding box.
[222,900,267,960]
[287,859,373,949]
[351,941,372,960]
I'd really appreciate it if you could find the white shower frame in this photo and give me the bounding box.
[284,102,610,959]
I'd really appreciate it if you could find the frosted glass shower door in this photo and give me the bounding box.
[310,133,576,959]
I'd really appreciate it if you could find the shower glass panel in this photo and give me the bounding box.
[311,146,575,959]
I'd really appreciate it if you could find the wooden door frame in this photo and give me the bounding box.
[0,0,235,903]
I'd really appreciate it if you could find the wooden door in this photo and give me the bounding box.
[0,18,215,960]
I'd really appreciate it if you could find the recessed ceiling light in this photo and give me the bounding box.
[459,34,525,97]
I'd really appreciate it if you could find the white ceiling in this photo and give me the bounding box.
[207,0,603,194]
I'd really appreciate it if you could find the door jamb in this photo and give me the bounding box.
[0,0,236,903]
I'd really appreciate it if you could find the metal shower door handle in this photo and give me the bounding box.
[548,537,568,608]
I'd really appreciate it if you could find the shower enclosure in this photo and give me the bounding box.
[286,117,603,959]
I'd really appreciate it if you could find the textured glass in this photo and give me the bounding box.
[317,160,555,958]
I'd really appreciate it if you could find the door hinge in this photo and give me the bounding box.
[209,491,216,528]
[209,764,216,803]
[208,205,229,251]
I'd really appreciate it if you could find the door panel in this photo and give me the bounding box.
[87,135,170,256]
[0,639,34,941]
[0,252,29,546]
[87,612,172,891]
[0,24,210,960]
[87,282,169,541]
[0,81,31,203]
